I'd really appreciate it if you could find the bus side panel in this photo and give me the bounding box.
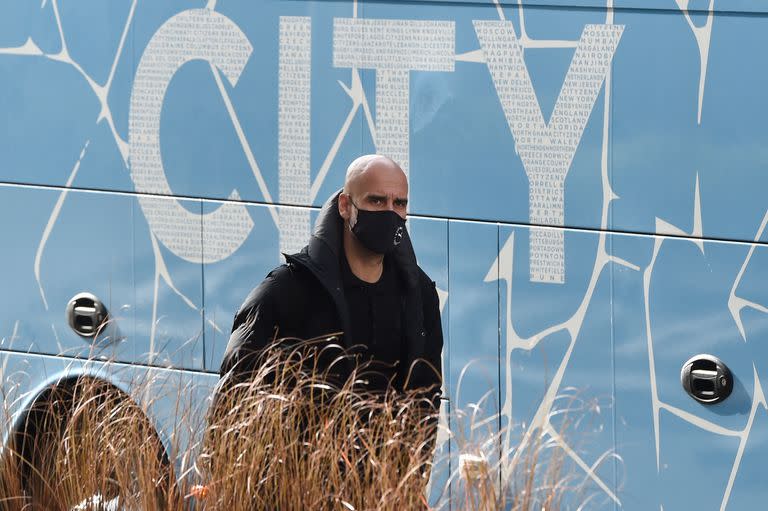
[0,185,205,370]
[612,232,768,509]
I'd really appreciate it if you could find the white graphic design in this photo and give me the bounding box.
[129,9,254,264]
[278,17,312,255]
[674,0,715,124]
[34,140,90,311]
[483,5,640,506]
[641,178,768,511]
[728,208,768,340]
[6,1,763,507]
[333,18,455,176]
[488,229,638,506]
[0,0,221,361]
[4,0,137,307]
[0,0,135,162]
[474,21,623,283]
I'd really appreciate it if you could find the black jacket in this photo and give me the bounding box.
[219,191,444,406]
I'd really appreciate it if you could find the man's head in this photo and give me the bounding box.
[338,155,409,255]
[339,154,408,221]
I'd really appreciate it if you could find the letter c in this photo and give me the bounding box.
[129,9,254,263]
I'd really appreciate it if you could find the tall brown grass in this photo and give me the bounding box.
[0,339,616,510]
[0,374,180,511]
[199,339,438,511]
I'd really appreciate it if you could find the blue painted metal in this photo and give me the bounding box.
[1,1,767,508]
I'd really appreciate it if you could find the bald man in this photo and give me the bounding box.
[219,155,443,405]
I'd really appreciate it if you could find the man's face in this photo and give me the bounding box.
[340,159,409,226]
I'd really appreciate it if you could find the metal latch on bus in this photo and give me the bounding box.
[66,292,109,338]
[680,354,733,404]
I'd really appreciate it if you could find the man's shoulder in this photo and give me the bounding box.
[414,265,437,290]
[261,263,301,288]
[240,262,312,309]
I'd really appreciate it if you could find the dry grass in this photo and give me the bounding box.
[199,339,437,511]
[0,375,180,511]
[0,339,616,511]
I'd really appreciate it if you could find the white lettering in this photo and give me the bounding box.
[474,21,623,283]
[278,16,312,255]
[333,18,455,176]
[129,9,254,264]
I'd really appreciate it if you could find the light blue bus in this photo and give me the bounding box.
[1,0,765,509]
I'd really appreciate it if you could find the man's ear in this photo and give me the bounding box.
[338,192,351,221]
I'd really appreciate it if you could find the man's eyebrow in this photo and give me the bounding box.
[364,193,408,204]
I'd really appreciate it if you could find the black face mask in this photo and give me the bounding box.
[349,200,407,255]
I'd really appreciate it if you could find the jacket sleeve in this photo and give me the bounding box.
[219,264,297,381]
[422,279,444,405]
[406,275,444,410]
[416,277,445,465]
